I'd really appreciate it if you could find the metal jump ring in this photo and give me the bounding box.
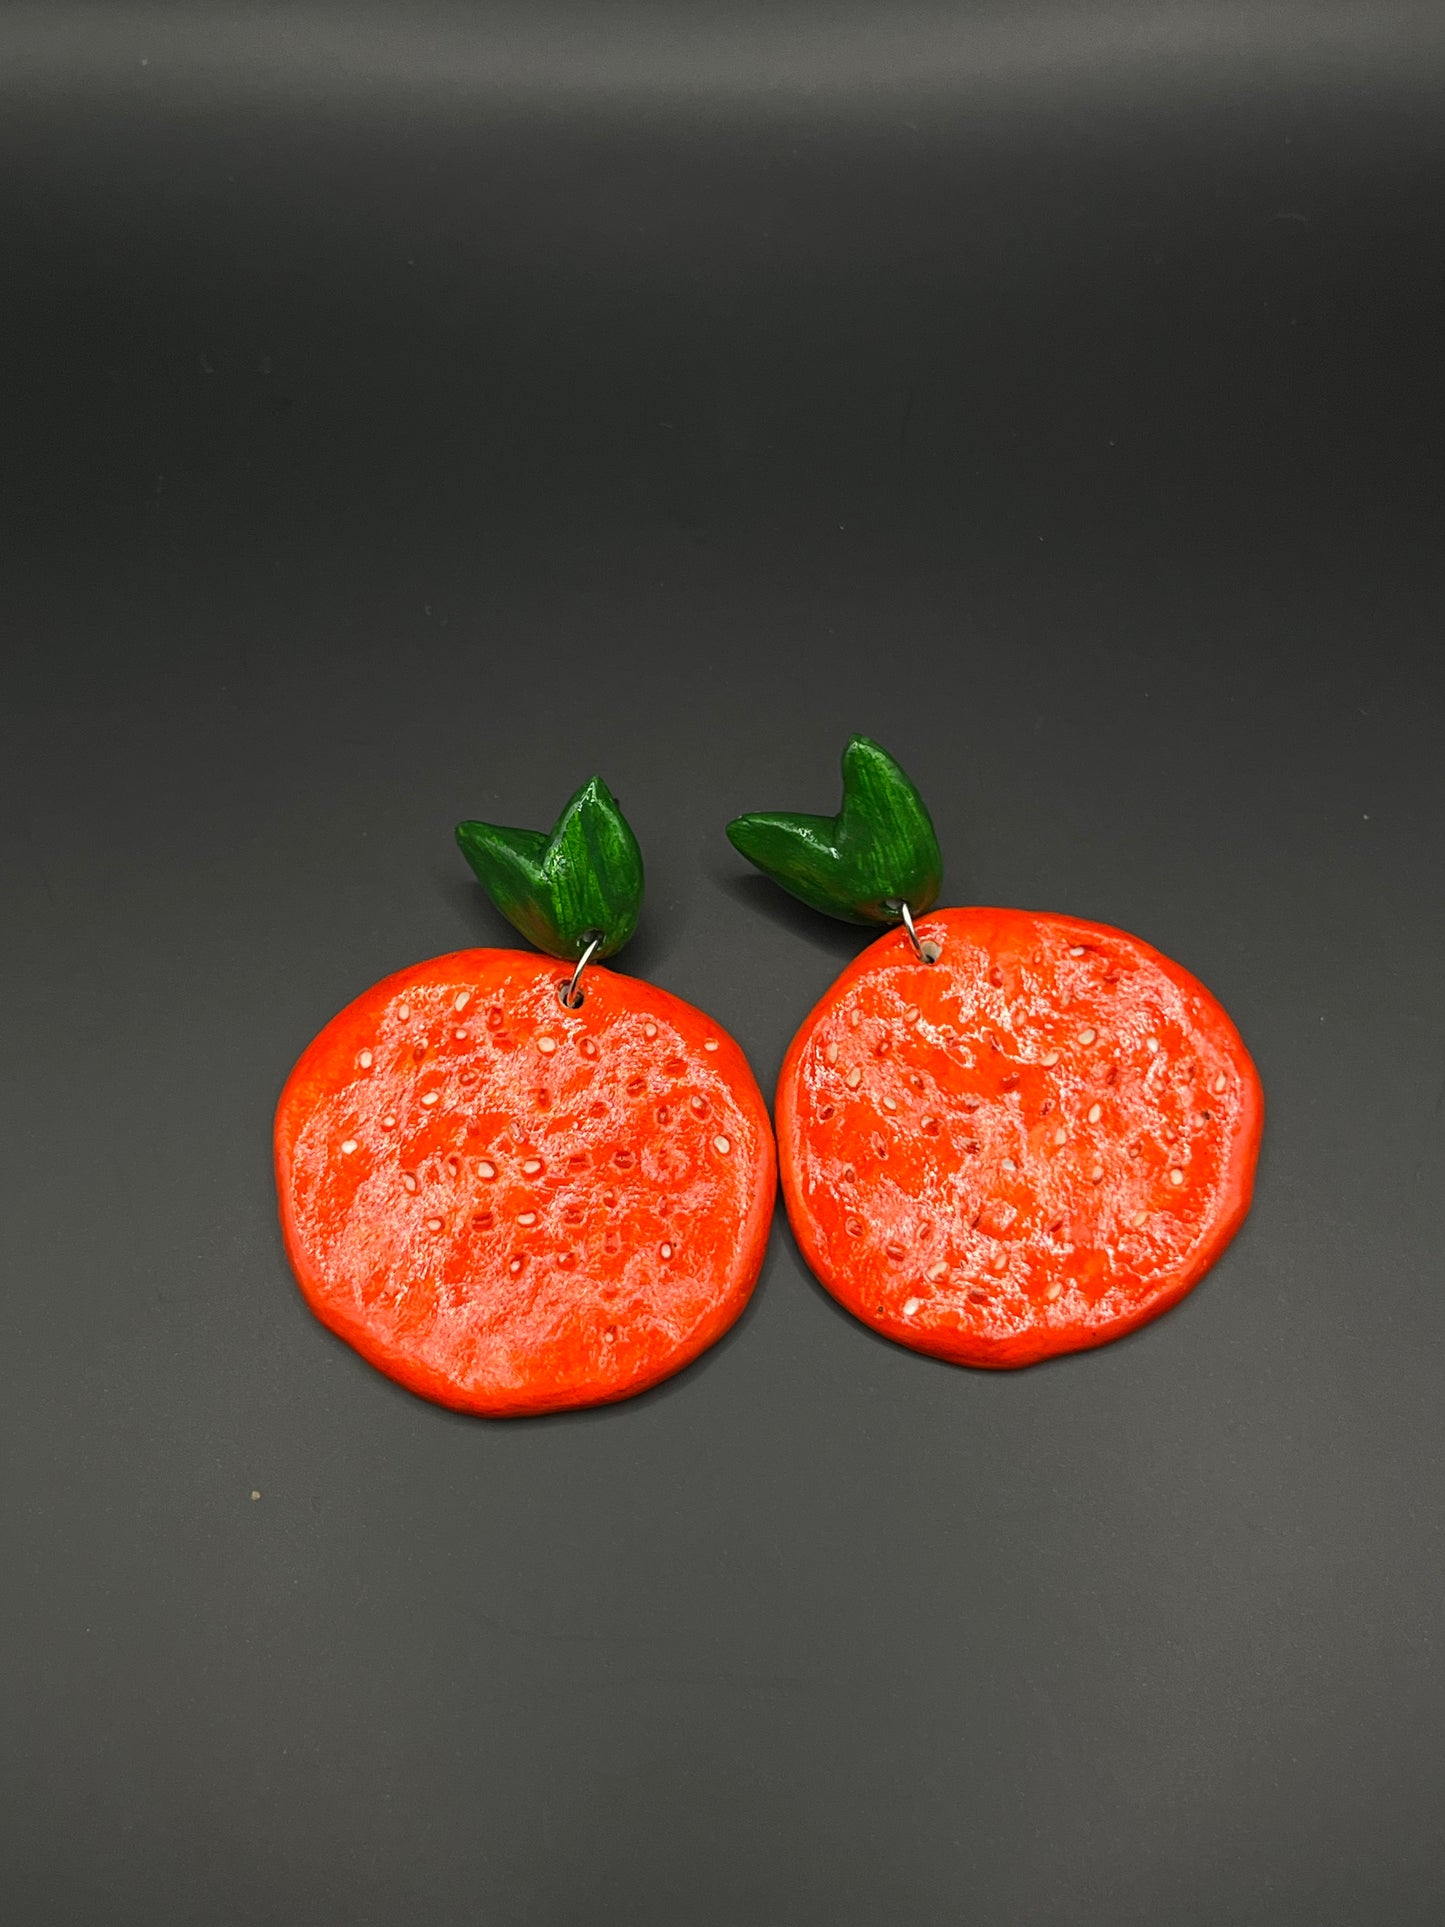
[888,899,936,963]
[559,933,603,1009]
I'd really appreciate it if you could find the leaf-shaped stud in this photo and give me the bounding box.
[456,776,644,960]
[727,736,942,926]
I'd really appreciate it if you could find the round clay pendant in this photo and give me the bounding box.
[776,906,1261,1367]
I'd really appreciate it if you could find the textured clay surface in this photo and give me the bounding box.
[276,949,776,1415]
[777,907,1262,1367]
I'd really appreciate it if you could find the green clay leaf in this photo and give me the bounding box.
[726,736,942,926]
[456,776,643,961]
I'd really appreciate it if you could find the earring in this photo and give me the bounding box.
[728,738,1262,1368]
[276,777,775,1416]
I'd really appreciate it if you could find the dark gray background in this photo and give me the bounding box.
[3,4,1444,1921]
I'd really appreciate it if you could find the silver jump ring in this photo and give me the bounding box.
[559,933,602,1009]
[888,899,935,963]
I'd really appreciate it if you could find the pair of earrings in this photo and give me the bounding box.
[275,739,1263,1415]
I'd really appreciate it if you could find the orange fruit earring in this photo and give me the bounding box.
[729,737,1262,1368]
[277,777,775,1415]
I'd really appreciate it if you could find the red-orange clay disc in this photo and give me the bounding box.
[777,907,1262,1368]
[276,949,776,1415]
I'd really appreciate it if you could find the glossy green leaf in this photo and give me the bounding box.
[726,736,942,926]
[456,776,643,961]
